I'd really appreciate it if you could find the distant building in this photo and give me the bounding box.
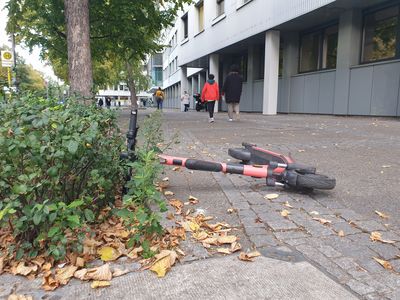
[97,83,130,106]
[162,0,400,116]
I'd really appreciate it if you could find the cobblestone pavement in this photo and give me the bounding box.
[153,109,400,300]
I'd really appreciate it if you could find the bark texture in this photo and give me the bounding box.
[64,0,93,102]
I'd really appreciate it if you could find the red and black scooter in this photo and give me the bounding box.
[159,142,335,190]
[122,110,335,190]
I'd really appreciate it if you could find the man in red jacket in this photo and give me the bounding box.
[201,74,219,123]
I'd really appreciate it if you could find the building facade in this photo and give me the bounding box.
[162,0,400,116]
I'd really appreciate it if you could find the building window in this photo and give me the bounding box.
[217,0,225,16]
[299,24,338,73]
[181,13,188,39]
[197,1,204,32]
[362,5,400,63]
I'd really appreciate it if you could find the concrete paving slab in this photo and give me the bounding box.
[58,256,357,300]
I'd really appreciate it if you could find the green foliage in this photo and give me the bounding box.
[0,94,125,259]
[115,111,166,250]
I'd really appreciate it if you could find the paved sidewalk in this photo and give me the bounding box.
[157,109,400,300]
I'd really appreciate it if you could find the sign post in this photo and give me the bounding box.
[1,51,14,101]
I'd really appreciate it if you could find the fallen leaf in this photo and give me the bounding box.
[164,191,174,196]
[76,257,85,268]
[192,231,208,241]
[264,193,279,200]
[170,227,186,240]
[91,281,111,289]
[382,165,391,168]
[227,208,235,214]
[55,265,78,285]
[127,247,143,259]
[84,264,112,281]
[169,199,184,214]
[217,235,237,244]
[166,212,175,220]
[188,195,199,204]
[217,248,231,255]
[182,221,200,232]
[202,237,219,246]
[112,268,130,277]
[42,271,59,291]
[281,210,290,217]
[0,256,4,274]
[312,217,332,225]
[7,295,33,300]
[230,242,242,253]
[338,230,345,237]
[162,177,169,181]
[239,251,261,262]
[73,269,88,280]
[15,262,37,276]
[375,210,389,219]
[298,149,305,153]
[97,246,121,262]
[373,257,393,270]
[370,232,396,244]
[149,250,177,278]
[172,166,180,171]
[309,211,319,215]
[284,202,293,208]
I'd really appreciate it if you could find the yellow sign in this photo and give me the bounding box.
[1,51,14,67]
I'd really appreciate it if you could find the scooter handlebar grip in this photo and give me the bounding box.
[185,159,223,172]
[286,163,316,174]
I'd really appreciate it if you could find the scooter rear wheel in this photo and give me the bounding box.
[296,173,336,190]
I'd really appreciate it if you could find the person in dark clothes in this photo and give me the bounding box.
[222,64,243,121]
[105,97,111,109]
[201,74,220,123]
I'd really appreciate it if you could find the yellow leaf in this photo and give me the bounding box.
[281,210,290,217]
[217,235,237,244]
[97,246,121,261]
[375,210,389,219]
[230,242,242,253]
[15,262,37,276]
[312,217,332,225]
[264,193,279,200]
[150,250,177,278]
[182,221,200,232]
[338,230,345,237]
[217,248,231,254]
[55,265,78,285]
[373,257,393,270]
[192,231,208,241]
[370,232,396,244]
[75,257,85,268]
[91,281,111,289]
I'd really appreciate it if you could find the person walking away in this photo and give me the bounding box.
[105,97,111,109]
[201,74,219,123]
[155,87,164,110]
[222,64,243,121]
[181,91,190,112]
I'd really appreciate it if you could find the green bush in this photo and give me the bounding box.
[0,95,125,259]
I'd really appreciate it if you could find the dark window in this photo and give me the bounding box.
[217,0,225,16]
[362,5,400,63]
[237,52,248,82]
[254,44,265,80]
[299,24,338,72]
[182,14,188,39]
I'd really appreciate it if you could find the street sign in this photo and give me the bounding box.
[1,51,14,67]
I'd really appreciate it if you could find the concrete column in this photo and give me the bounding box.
[334,9,362,114]
[263,30,280,115]
[209,54,219,112]
[281,32,299,113]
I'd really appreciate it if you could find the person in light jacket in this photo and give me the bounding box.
[201,74,219,123]
[181,91,190,112]
[222,64,243,121]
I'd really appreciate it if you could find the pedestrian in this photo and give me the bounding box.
[98,98,104,107]
[105,97,111,109]
[201,74,219,123]
[222,64,243,121]
[154,87,164,110]
[181,91,190,112]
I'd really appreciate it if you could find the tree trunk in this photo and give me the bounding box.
[64,0,93,103]
[126,62,138,110]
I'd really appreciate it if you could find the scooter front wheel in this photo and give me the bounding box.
[296,173,336,190]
